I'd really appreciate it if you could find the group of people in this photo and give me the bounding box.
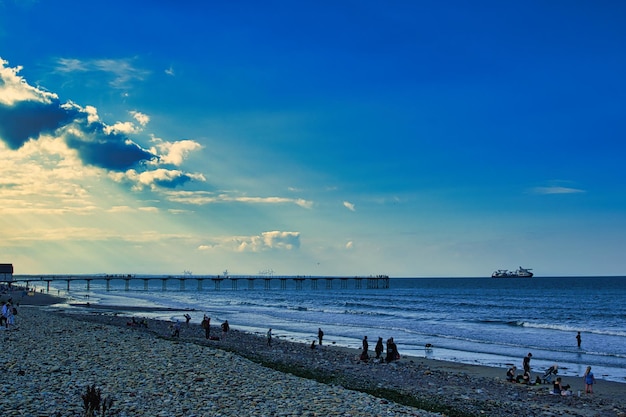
[199,315,230,340]
[312,329,400,364]
[359,335,400,363]
[0,299,17,329]
[505,351,596,395]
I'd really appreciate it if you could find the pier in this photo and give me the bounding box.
[5,274,390,292]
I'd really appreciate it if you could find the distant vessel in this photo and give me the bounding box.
[491,267,533,278]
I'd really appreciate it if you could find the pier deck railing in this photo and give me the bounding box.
[5,274,390,292]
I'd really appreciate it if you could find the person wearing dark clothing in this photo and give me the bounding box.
[506,366,517,382]
[375,337,384,359]
[385,337,399,363]
[201,315,210,339]
[318,328,324,346]
[184,314,191,327]
[523,352,532,373]
[576,332,582,348]
[221,320,230,339]
[267,328,273,346]
[553,377,570,394]
[362,336,368,352]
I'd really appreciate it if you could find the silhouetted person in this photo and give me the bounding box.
[576,332,582,348]
[375,337,384,359]
[523,352,532,373]
[318,328,324,346]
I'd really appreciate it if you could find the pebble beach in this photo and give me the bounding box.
[2,293,625,417]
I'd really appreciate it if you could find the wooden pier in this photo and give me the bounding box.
[5,274,390,292]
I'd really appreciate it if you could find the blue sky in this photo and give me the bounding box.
[1,1,625,277]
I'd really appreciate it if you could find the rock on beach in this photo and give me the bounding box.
[2,296,624,417]
[1,306,441,417]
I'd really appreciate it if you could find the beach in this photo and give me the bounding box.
[2,292,624,417]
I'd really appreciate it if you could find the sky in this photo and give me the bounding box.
[1,1,625,277]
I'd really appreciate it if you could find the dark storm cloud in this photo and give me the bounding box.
[0,99,76,149]
[0,96,155,171]
[65,129,155,171]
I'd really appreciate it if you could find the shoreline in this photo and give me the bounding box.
[63,299,626,385]
[6,292,625,416]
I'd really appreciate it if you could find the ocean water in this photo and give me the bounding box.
[46,276,626,384]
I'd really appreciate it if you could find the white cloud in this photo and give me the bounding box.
[54,57,149,89]
[532,186,585,195]
[0,136,100,215]
[151,138,202,166]
[112,168,206,191]
[197,231,301,253]
[343,201,356,211]
[162,190,313,208]
[130,111,150,126]
[0,57,58,105]
[104,121,140,135]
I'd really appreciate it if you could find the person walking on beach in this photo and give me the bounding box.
[576,332,582,348]
[201,315,211,339]
[318,328,324,346]
[523,352,532,373]
[583,366,595,393]
[221,320,229,340]
[375,337,384,359]
[267,328,273,346]
[362,336,369,353]
[184,314,191,328]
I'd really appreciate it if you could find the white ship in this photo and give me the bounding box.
[491,266,533,278]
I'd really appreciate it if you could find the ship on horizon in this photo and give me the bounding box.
[491,266,533,278]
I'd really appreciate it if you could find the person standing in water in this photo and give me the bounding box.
[576,332,582,348]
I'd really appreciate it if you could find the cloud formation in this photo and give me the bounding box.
[54,57,149,89]
[532,186,585,195]
[0,57,203,190]
[198,231,301,253]
[163,190,312,208]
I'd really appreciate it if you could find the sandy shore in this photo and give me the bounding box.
[3,293,625,417]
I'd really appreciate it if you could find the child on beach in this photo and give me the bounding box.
[553,377,571,395]
[583,366,595,393]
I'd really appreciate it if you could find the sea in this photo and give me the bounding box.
[42,276,626,384]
